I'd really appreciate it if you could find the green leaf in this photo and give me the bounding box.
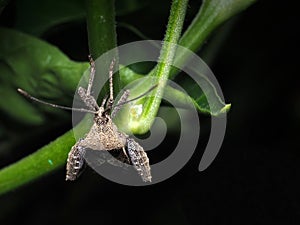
[14,0,149,36]
[171,0,257,79]
[0,27,89,125]
[169,78,230,116]
[118,22,158,43]
[180,0,256,53]
[115,0,150,16]
[0,0,9,14]
[119,66,230,117]
[15,0,86,36]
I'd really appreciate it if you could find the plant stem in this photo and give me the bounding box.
[130,0,257,133]
[0,131,73,195]
[85,0,120,92]
[86,0,117,58]
[0,118,91,195]
[130,0,189,134]
[169,0,257,79]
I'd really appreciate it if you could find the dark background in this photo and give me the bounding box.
[0,0,299,224]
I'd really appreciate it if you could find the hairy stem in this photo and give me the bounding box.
[130,0,189,134]
[0,131,73,195]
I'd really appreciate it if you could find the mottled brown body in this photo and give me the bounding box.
[82,111,127,151]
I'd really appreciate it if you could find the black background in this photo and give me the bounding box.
[0,0,299,224]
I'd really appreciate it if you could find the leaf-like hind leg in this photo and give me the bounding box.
[127,138,152,182]
[66,139,87,181]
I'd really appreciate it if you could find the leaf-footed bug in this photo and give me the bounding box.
[18,56,156,182]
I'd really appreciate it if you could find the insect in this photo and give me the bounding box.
[18,56,154,182]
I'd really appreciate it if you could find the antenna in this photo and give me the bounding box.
[114,84,157,108]
[17,88,97,114]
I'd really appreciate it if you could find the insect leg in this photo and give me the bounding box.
[108,59,115,102]
[77,87,99,111]
[66,139,87,181]
[76,56,100,111]
[127,138,152,182]
[111,89,130,118]
[87,55,95,96]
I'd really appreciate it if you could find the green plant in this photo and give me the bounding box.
[0,0,255,195]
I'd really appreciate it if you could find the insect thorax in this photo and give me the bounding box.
[80,108,127,151]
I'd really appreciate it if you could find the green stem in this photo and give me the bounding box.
[130,0,189,134]
[169,0,257,79]
[86,0,117,58]
[129,0,256,133]
[85,0,120,92]
[0,130,72,195]
[0,118,91,195]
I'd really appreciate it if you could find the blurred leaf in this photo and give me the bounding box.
[179,0,256,52]
[115,0,149,16]
[199,18,238,66]
[0,0,9,14]
[118,22,158,43]
[0,27,89,125]
[14,0,149,36]
[171,0,257,79]
[15,0,86,36]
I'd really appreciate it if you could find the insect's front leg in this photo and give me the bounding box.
[111,89,130,118]
[77,87,99,111]
[127,138,152,182]
[66,138,87,181]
